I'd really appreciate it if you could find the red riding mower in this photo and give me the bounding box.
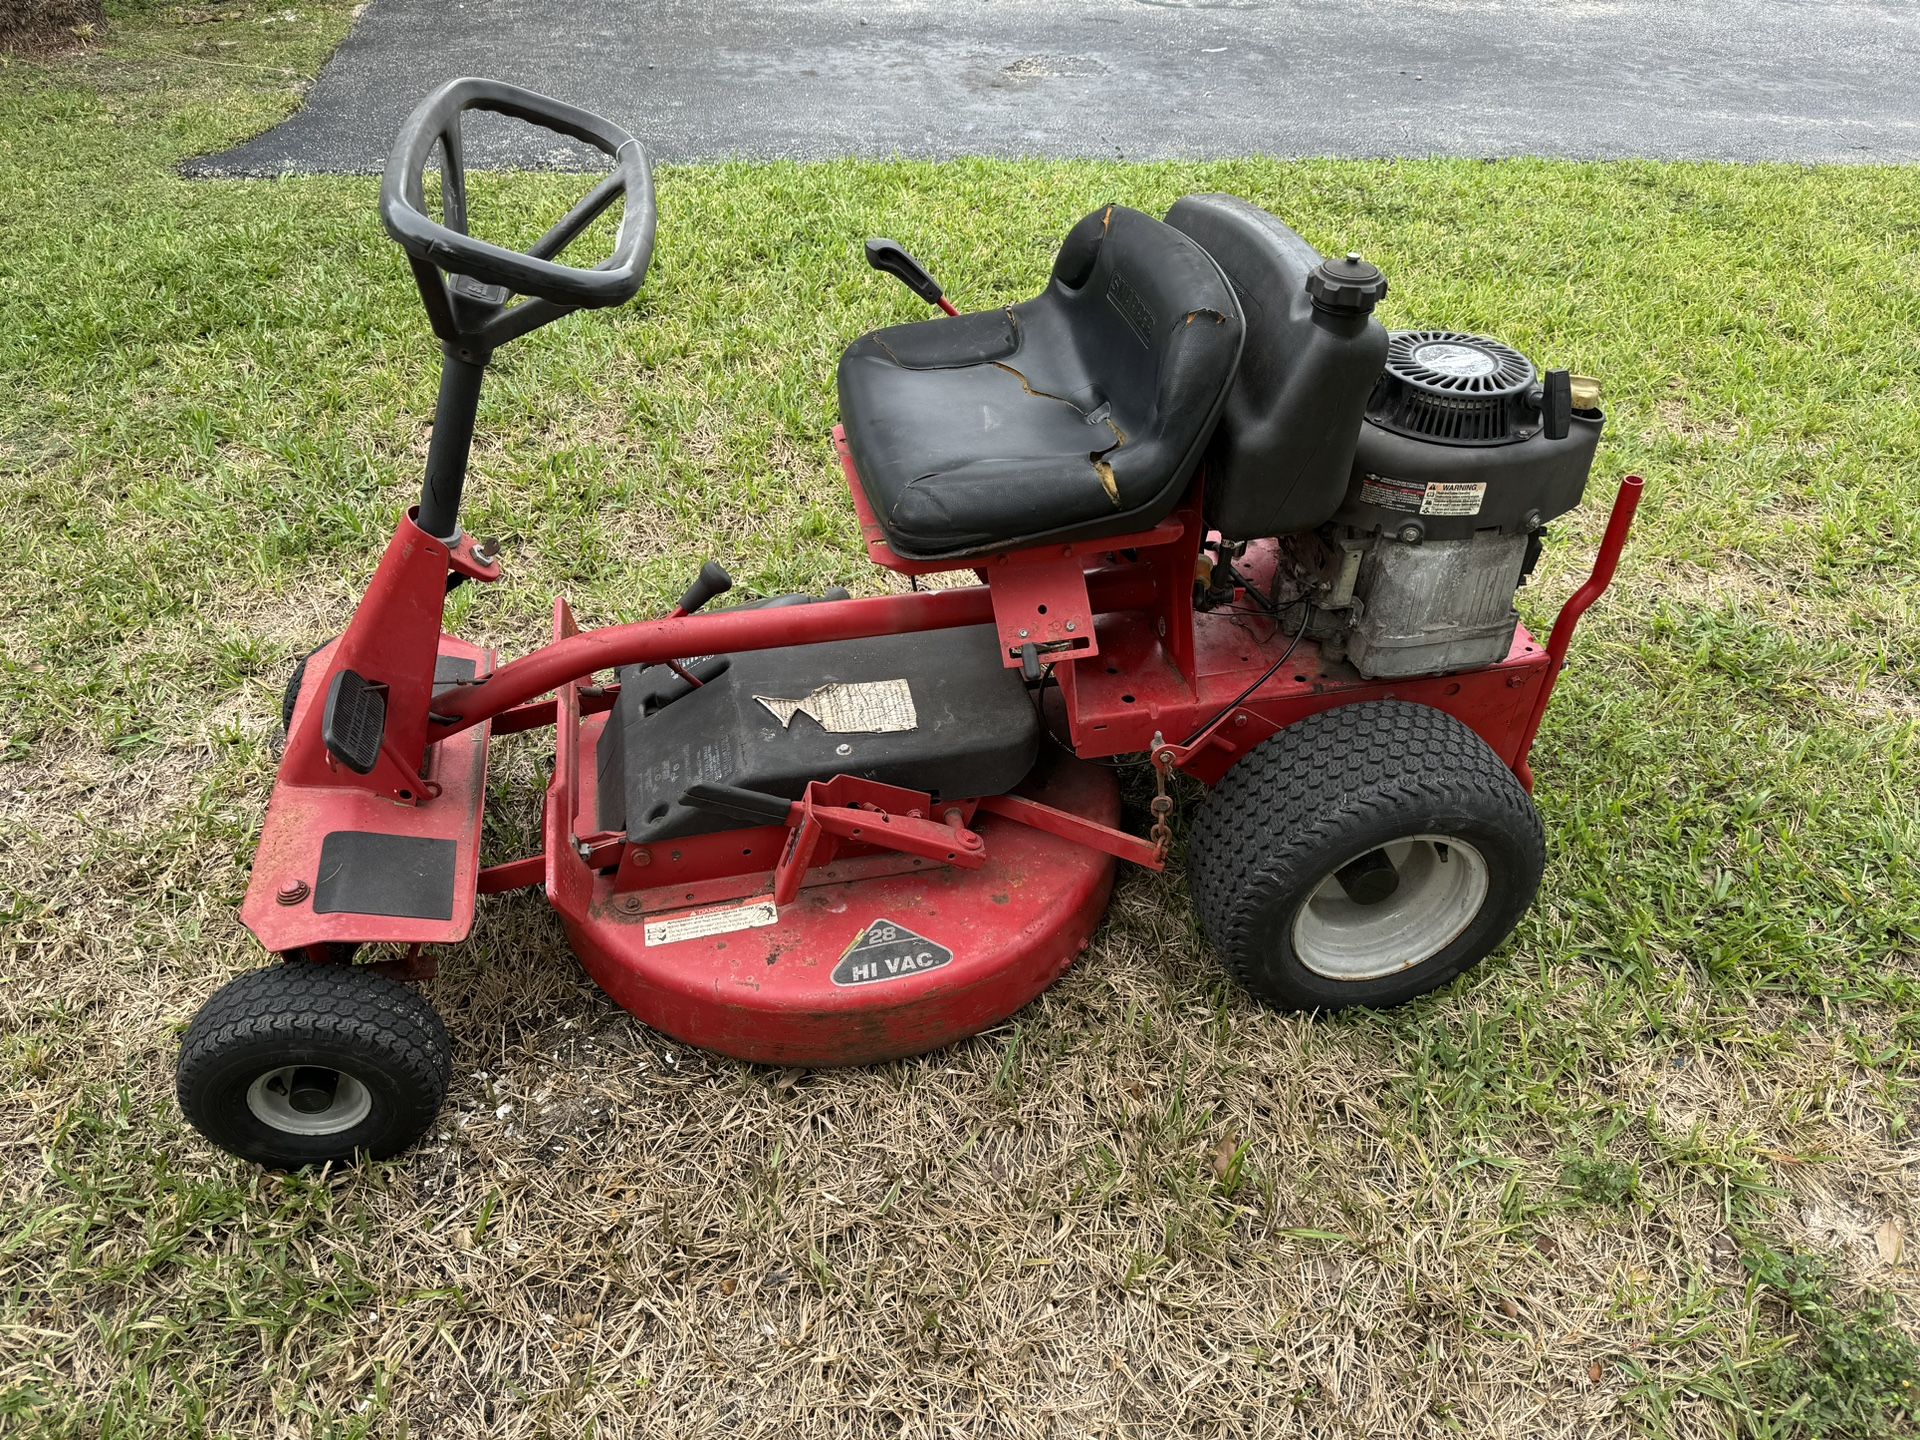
[177,80,1640,1168]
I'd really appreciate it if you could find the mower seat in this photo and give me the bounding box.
[837,205,1244,559]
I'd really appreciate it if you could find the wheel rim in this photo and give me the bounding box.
[245,1065,373,1136]
[1292,834,1490,981]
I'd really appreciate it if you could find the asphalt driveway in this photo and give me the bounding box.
[192,0,1919,173]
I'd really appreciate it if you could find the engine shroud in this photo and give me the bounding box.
[1286,329,1605,680]
[1367,330,1538,447]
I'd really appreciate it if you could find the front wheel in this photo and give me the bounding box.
[1187,700,1545,1012]
[280,641,333,733]
[176,961,452,1168]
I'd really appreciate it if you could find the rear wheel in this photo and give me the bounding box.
[177,961,451,1168]
[1187,700,1545,1011]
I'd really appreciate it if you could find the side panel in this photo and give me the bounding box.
[1066,611,1549,785]
[241,634,493,952]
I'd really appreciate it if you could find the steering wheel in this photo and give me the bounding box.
[379,77,657,353]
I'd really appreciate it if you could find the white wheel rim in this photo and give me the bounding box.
[245,1065,373,1136]
[1292,834,1490,981]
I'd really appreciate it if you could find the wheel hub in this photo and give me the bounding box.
[1293,835,1490,982]
[246,1065,373,1136]
[1333,847,1402,906]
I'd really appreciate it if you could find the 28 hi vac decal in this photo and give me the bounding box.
[831,919,954,986]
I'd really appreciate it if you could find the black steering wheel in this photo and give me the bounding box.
[380,77,656,353]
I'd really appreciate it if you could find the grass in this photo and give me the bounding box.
[0,3,1917,1437]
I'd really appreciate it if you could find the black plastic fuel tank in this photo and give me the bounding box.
[1164,195,1390,540]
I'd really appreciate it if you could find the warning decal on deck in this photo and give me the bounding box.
[1418,481,1487,516]
[754,679,918,734]
[643,899,778,947]
[831,918,954,987]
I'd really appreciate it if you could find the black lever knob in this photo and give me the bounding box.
[865,239,945,306]
[677,560,733,616]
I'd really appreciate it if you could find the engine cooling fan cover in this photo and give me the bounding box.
[1368,331,1538,446]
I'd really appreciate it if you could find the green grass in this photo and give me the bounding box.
[1,4,1917,1438]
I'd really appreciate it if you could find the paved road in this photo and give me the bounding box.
[191,0,1920,173]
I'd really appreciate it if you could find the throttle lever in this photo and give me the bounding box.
[659,560,734,692]
[865,239,959,316]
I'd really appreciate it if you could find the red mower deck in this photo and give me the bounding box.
[555,742,1121,1066]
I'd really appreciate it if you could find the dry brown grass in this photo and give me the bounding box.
[2,688,1916,1435]
[0,0,102,54]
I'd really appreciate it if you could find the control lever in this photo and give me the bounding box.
[865,239,960,317]
[673,560,732,618]
[661,560,732,691]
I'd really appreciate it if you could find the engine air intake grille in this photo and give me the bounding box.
[1367,330,1537,446]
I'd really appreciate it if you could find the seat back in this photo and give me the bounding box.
[1164,195,1388,539]
[1040,204,1245,516]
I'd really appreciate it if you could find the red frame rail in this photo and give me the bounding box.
[248,453,1641,955]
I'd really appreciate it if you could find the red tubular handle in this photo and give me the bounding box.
[1516,473,1644,775]
[429,566,1160,737]
[433,587,993,735]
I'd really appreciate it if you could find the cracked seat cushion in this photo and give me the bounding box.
[837,205,1245,559]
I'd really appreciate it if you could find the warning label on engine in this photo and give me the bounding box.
[1356,474,1488,518]
[643,899,778,947]
[831,918,954,987]
[1419,481,1487,516]
[1357,473,1427,512]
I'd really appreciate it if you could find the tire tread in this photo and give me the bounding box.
[176,963,451,1162]
[1188,700,1544,1008]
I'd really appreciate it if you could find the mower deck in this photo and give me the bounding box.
[545,625,1120,1063]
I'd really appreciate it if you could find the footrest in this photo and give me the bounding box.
[313,831,459,921]
[242,636,493,953]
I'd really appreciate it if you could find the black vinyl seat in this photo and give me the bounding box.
[836,205,1245,559]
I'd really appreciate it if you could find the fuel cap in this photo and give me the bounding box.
[1306,251,1389,316]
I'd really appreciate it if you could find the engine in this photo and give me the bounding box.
[1277,329,1603,679]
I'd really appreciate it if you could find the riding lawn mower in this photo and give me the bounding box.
[176,79,1641,1169]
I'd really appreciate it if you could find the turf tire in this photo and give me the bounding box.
[280,644,330,734]
[177,962,452,1169]
[1187,700,1545,1012]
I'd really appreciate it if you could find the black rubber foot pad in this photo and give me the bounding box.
[433,655,478,695]
[314,832,457,921]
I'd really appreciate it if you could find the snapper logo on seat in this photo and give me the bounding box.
[1105,269,1155,347]
[831,919,955,987]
